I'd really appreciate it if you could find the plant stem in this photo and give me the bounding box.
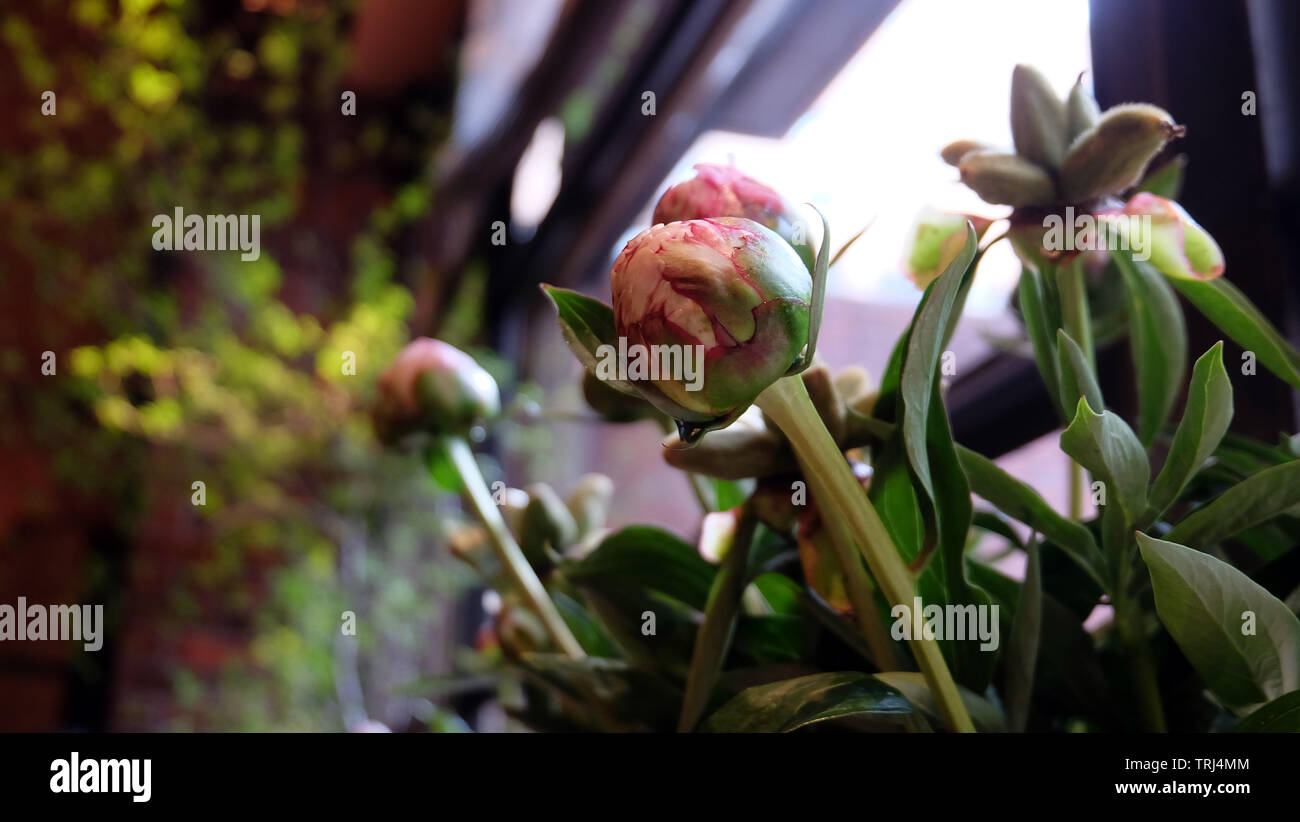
[1114,595,1167,732]
[1058,257,1092,520]
[442,436,586,659]
[1069,459,1084,520]
[677,504,757,733]
[1057,257,1094,371]
[756,375,974,732]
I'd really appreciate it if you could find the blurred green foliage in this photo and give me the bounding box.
[2,1,481,730]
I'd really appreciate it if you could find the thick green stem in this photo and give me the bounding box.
[442,436,586,659]
[677,505,757,733]
[1069,459,1084,520]
[1057,257,1094,371]
[1114,595,1167,732]
[1058,258,1092,520]
[756,375,974,732]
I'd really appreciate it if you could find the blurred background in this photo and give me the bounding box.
[1,0,1297,731]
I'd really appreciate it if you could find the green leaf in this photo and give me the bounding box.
[1166,460,1300,547]
[1135,154,1186,199]
[700,672,914,732]
[514,653,680,731]
[1055,327,1103,416]
[792,207,831,372]
[566,526,715,610]
[553,591,622,658]
[873,671,1006,732]
[1137,533,1300,711]
[1147,342,1233,520]
[1060,398,1149,526]
[1018,267,1064,420]
[1114,252,1187,444]
[1233,690,1300,732]
[1004,539,1041,733]
[900,225,978,497]
[1172,276,1300,390]
[958,447,1107,589]
[540,285,637,394]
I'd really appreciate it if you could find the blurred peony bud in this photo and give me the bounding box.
[610,218,811,434]
[697,508,739,563]
[520,482,579,569]
[374,338,500,443]
[564,473,615,538]
[653,163,815,271]
[1103,192,1224,280]
[902,208,994,289]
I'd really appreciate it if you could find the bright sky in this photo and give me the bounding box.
[644,0,1093,317]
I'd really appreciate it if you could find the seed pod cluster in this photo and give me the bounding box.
[944,65,1183,208]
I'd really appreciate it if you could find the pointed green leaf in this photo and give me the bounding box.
[1056,327,1103,416]
[1233,690,1300,732]
[1004,539,1041,733]
[700,672,914,732]
[958,448,1107,589]
[1114,252,1188,444]
[792,206,831,373]
[565,526,716,610]
[900,224,978,497]
[1138,532,1300,711]
[540,285,638,394]
[873,671,1007,732]
[1173,276,1300,390]
[1147,342,1233,520]
[1018,267,1064,420]
[1061,398,1149,526]
[1166,460,1300,547]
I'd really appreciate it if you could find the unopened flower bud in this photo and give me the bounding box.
[698,508,739,563]
[564,473,615,538]
[1010,64,1068,169]
[1059,103,1184,201]
[374,338,500,443]
[958,151,1056,207]
[611,218,811,433]
[653,163,815,271]
[520,482,579,568]
[902,208,994,289]
[1103,193,1224,280]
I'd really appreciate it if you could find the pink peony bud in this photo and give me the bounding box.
[610,218,811,431]
[1104,192,1225,280]
[653,163,815,271]
[374,337,500,442]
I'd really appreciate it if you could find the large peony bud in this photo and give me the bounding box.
[374,337,500,443]
[653,163,815,271]
[609,218,811,432]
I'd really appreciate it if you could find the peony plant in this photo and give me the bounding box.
[386,67,1300,734]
